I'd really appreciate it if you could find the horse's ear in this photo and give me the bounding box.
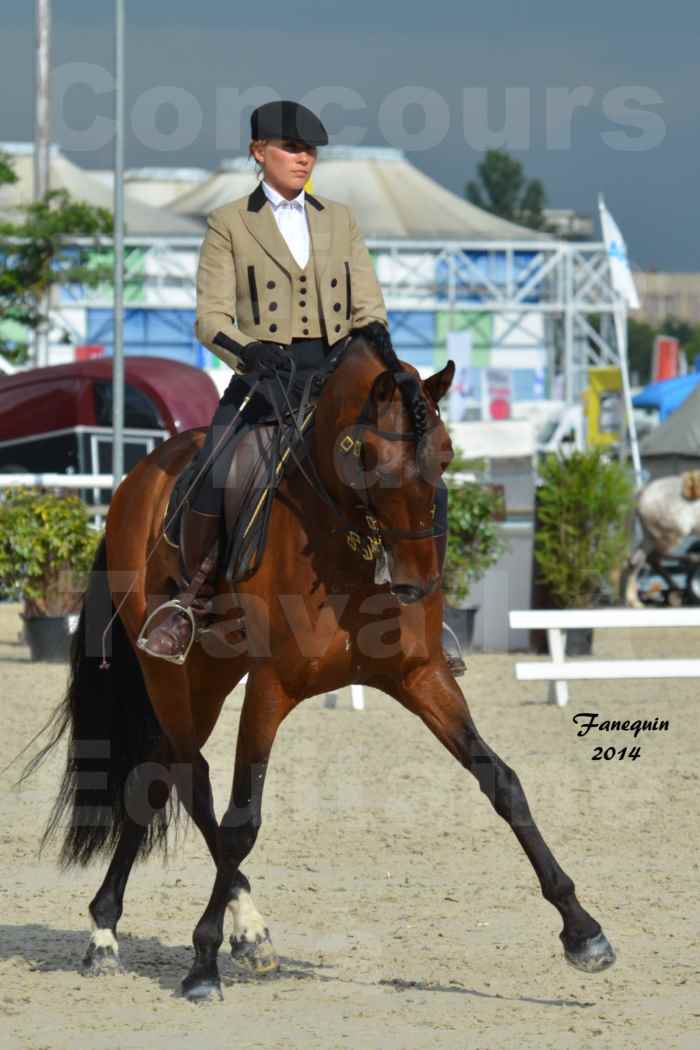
[423,360,455,405]
[369,370,397,405]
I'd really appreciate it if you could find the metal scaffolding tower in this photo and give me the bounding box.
[49,235,625,403]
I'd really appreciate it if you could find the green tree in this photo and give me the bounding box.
[655,316,700,368]
[535,450,635,608]
[0,150,113,365]
[626,318,656,385]
[441,445,506,602]
[0,153,18,187]
[0,486,101,616]
[682,327,700,366]
[660,317,694,347]
[466,149,548,231]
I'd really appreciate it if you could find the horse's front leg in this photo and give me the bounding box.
[181,670,296,1001]
[387,663,616,974]
[621,536,654,608]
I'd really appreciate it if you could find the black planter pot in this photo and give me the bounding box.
[565,627,594,657]
[443,604,478,650]
[24,616,73,662]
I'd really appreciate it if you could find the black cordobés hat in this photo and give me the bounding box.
[250,101,328,146]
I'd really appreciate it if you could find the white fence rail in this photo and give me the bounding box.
[509,608,700,706]
[0,474,116,488]
[0,474,119,522]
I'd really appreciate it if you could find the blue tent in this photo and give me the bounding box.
[632,372,700,421]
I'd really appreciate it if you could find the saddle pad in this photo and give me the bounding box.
[163,410,316,585]
[163,344,347,584]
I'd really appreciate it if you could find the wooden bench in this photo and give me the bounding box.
[508,608,700,706]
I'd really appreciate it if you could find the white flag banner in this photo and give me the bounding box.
[598,195,643,487]
[598,195,640,310]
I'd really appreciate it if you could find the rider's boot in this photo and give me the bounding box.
[435,495,466,677]
[140,504,220,662]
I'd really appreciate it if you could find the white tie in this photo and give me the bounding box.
[273,199,309,268]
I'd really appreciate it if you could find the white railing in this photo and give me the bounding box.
[0,473,116,488]
[0,474,118,524]
[509,608,700,706]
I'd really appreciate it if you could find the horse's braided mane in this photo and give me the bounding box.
[311,324,429,439]
[354,322,429,440]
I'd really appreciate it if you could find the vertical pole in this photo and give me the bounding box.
[112,0,125,489]
[34,0,50,200]
[563,245,575,403]
[34,0,51,367]
[446,247,456,419]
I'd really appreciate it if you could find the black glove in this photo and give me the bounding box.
[213,332,291,377]
[239,341,293,377]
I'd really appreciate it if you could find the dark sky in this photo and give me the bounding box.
[2,0,698,270]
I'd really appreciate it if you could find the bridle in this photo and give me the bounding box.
[262,358,446,558]
[334,376,446,547]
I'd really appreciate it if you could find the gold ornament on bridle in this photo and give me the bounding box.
[339,436,384,562]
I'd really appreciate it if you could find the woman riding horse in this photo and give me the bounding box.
[143,100,464,672]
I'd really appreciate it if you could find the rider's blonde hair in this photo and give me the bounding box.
[249,140,266,180]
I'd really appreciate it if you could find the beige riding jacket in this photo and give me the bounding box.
[195,182,388,371]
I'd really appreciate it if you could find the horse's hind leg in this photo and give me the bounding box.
[388,667,616,975]
[83,678,227,977]
[82,741,216,974]
[83,814,150,975]
[181,671,295,1001]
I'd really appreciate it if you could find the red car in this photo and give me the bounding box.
[0,357,219,478]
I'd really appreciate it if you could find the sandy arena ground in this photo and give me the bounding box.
[0,601,698,1050]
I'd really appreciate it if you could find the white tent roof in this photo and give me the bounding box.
[170,156,258,216]
[124,167,211,208]
[172,146,548,241]
[0,143,203,236]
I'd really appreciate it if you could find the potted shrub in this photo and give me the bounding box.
[0,487,101,661]
[534,449,635,654]
[442,451,506,649]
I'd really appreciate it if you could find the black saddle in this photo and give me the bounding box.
[163,354,341,585]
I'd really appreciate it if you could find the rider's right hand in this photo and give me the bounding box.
[238,341,292,377]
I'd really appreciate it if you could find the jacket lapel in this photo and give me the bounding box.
[241,184,298,276]
[305,192,333,278]
[241,183,334,278]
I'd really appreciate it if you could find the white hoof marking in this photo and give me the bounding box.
[89,924,119,954]
[228,891,267,944]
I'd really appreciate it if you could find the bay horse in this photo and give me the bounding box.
[32,335,615,1000]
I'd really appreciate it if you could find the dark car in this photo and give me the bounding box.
[0,356,219,483]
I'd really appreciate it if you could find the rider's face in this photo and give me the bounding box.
[252,138,318,199]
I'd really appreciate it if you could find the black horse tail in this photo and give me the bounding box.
[20,537,177,866]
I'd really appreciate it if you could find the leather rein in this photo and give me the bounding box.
[264,361,446,549]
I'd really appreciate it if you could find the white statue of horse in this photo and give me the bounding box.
[622,470,700,607]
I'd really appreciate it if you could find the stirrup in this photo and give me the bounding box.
[442,620,467,677]
[137,599,197,665]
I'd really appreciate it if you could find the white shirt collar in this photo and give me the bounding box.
[261,179,305,210]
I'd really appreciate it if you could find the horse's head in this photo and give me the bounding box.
[318,342,455,603]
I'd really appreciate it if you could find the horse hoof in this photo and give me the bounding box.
[561,930,616,973]
[230,932,280,976]
[81,943,123,977]
[180,969,223,1002]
